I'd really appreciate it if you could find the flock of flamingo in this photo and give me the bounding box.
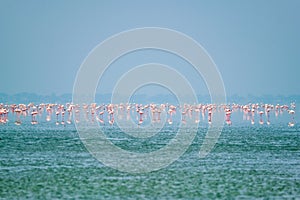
[0,102,296,127]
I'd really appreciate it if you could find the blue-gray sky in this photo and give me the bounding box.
[1,0,299,96]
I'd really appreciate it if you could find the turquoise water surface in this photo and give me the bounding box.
[0,122,299,199]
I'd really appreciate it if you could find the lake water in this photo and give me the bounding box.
[0,121,299,199]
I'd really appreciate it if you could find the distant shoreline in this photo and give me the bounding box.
[0,93,299,105]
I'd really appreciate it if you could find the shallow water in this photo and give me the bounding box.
[0,123,299,199]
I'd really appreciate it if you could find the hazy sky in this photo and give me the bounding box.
[1,0,299,96]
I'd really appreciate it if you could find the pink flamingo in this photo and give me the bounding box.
[168,105,176,125]
[31,106,38,125]
[201,105,206,121]
[0,107,8,124]
[90,108,95,123]
[67,105,73,124]
[143,104,149,121]
[75,109,80,123]
[225,108,232,125]
[90,103,97,123]
[259,111,264,125]
[118,103,125,120]
[251,108,255,125]
[108,111,114,125]
[97,110,105,124]
[0,108,4,124]
[181,108,187,124]
[5,108,9,123]
[38,104,43,117]
[138,108,144,125]
[194,105,200,123]
[288,109,295,127]
[14,108,22,125]
[95,105,103,124]
[46,105,52,122]
[266,108,271,125]
[83,104,89,122]
[61,109,65,125]
[150,104,156,123]
[126,104,131,121]
[208,107,212,124]
[157,108,162,123]
[107,104,114,125]
[275,104,280,118]
[21,104,27,117]
[10,104,16,114]
[55,110,60,125]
